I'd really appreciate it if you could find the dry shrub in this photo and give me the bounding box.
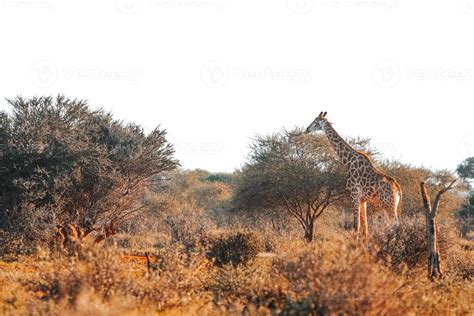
[206,259,284,313]
[33,249,129,304]
[147,170,229,251]
[247,237,473,315]
[1,205,472,315]
[207,231,264,266]
[163,208,215,251]
[444,243,474,280]
[274,238,406,315]
[371,216,428,270]
[0,231,36,259]
[371,216,462,274]
[152,170,231,211]
[193,181,231,210]
[127,246,211,309]
[226,210,304,252]
[442,226,474,280]
[26,246,211,314]
[104,232,170,253]
[1,231,473,315]
[0,261,34,316]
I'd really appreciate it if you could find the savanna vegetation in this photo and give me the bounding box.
[1,96,472,315]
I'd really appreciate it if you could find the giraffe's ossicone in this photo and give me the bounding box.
[306,111,402,242]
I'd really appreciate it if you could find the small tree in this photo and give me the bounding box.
[233,129,347,242]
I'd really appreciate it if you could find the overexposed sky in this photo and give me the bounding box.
[1,0,473,172]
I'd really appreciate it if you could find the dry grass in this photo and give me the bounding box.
[1,220,472,316]
[1,196,473,316]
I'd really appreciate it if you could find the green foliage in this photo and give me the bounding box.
[207,231,264,266]
[0,95,178,242]
[457,157,474,180]
[204,173,233,184]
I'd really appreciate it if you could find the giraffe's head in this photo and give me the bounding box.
[306,111,328,133]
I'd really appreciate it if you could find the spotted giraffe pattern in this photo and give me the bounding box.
[306,112,402,241]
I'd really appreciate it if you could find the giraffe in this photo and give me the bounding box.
[305,111,402,242]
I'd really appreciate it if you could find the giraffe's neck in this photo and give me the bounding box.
[321,121,358,167]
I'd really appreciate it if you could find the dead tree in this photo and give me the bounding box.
[419,179,457,280]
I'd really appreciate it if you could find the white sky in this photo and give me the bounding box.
[1,0,473,173]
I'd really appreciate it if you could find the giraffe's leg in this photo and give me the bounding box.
[352,199,361,240]
[359,201,368,244]
[383,190,401,225]
[393,191,401,223]
[383,183,401,221]
[349,185,362,240]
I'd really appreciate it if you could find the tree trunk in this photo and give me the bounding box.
[304,221,314,243]
[420,179,456,280]
[425,210,442,279]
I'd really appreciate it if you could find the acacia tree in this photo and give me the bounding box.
[0,95,178,244]
[233,129,347,242]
